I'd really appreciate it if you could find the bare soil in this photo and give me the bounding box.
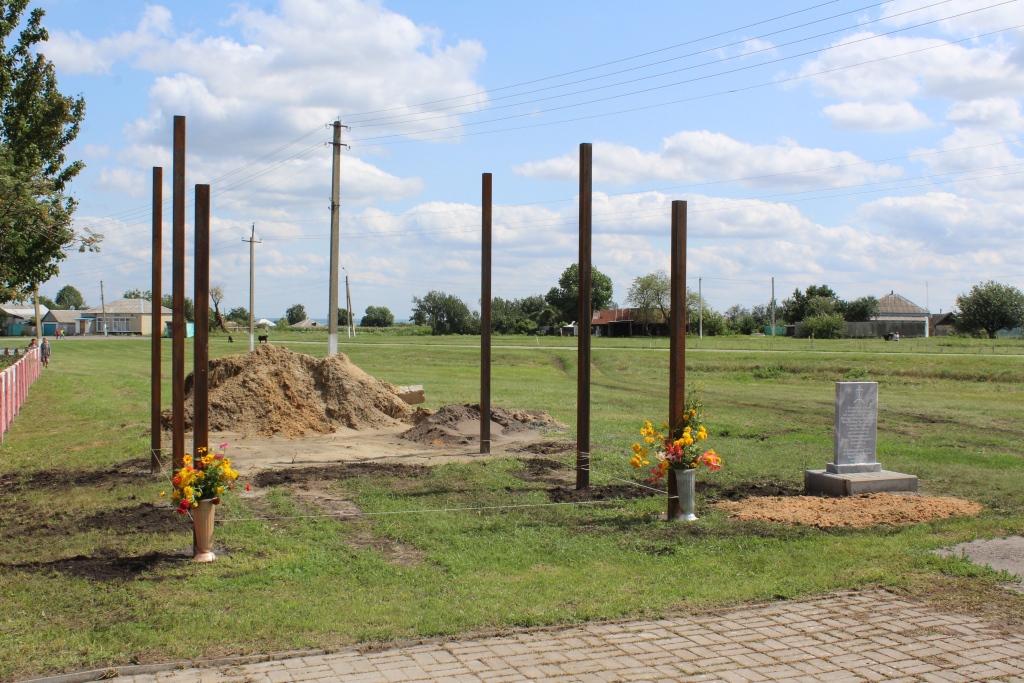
[4,550,191,583]
[718,493,983,528]
[0,457,151,497]
[253,462,426,487]
[400,404,566,447]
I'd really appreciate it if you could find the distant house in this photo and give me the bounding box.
[875,291,930,337]
[79,298,172,335]
[930,311,955,337]
[592,308,639,337]
[41,309,84,336]
[0,304,48,336]
[291,318,321,328]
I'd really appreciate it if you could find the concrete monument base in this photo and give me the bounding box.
[805,469,919,497]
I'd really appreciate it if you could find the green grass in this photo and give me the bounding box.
[1,335,1023,679]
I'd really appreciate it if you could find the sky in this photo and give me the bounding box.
[35,0,1024,320]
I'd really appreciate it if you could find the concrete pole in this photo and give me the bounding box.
[244,225,260,352]
[151,166,163,473]
[328,121,342,356]
[171,115,186,471]
[576,143,592,490]
[100,281,108,337]
[33,287,41,344]
[193,184,210,457]
[480,172,492,455]
[668,200,687,521]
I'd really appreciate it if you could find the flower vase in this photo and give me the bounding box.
[673,467,698,521]
[192,499,217,562]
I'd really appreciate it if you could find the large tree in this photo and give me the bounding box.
[0,3,97,302]
[361,305,394,327]
[545,263,614,325]
[209,283,230,333]
[55,284,85,309]
[411,290,477,335]
[954,281,1024,339]
[780,284,839,324]
[286,303,307,325]
[625,270,670,334]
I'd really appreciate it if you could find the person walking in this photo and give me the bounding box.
[40,337,51,367]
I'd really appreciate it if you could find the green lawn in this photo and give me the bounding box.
[1,335,1023,680]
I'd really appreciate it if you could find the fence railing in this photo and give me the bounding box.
[1,347,41,442]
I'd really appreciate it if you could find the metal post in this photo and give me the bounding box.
[151,167,163,473]
[171,115,186,471]
[328,121,343,356]
[194,184,210,457]
[668,201,687,521]
[100,281,108,336]
[771,276,776,339]
[244,225,260,351]
[576,143,592,490]
[698,277,703,339]
[480,173,492,455]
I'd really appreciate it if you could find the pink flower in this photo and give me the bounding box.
[220,442,229,449]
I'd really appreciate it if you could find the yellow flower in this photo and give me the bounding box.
[673,438,684,447]
[183,455,193,464]
[660,423,668,429]
[183,486,194,499]
[632,443,643,454]
[216,486,224,494]
[645,436,655,444]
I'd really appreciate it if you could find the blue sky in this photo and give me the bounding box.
[39,0,1024,319]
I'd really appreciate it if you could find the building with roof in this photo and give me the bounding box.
[0,304,48,336]
[591,308,639,337]
[79,298,172,335]
[41,309,84,336]
[874,291,930,337]
[291,318,321,328]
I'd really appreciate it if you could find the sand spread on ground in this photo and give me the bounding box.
[400,404,567,446]
[718,493,982,528]
[164,345,414,437]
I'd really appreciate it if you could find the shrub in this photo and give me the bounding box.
[800,313,846,339]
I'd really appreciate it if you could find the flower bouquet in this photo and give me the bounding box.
[169,444,238,561]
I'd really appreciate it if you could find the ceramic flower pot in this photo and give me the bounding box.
[192,499,217,562]
[673,467,698,521]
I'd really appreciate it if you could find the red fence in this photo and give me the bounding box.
[1,347,41,442]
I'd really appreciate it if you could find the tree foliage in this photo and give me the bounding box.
[226,306,249,325]
[286,303,306,325]
[412,290,478,335]
[954,280,1024,339]
[55,284,85,309]
[209,283,229,333]
[161,294,194,323]
[799,313,846,339]
[544,263,614,325]
[123,288,151,300]
[0,3,97,302]
[490,295,550,334]
[625,270,670,333]
[336,308,348,326]
[361,305,394,327]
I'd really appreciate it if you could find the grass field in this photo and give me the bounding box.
[1,334,1023,680]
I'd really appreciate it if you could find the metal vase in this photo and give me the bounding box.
[673,467,698,521]
[192,499,217,562]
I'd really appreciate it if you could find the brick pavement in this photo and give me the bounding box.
[118,591,1024,683]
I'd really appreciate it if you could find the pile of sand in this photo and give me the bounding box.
[718,493,983,528]
[401,404,567,446]
[166,345,414,437]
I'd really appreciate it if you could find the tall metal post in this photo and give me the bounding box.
[328,121,342,356]
[194,184,210,457]
[480,173,492,454]
[244,225,260,351]
[668,201,688,521]
[151,167,163,473]
[576,143,592,490]
[171,115,186,471]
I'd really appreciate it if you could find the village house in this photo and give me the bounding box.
[78,298,172,335]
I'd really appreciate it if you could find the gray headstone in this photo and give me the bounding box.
[827,381,881,474]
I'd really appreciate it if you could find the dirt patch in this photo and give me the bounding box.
[513,457,572,485]
[547,484,659,503]
[161,345,414,438]
[510,440,575,455]
[0,458,152,497]
[718,493,983,528]
[346,527,426,567]
[5,502,186,540]
[6,550,190,582]
[400,404,566,447]
[699,480,803,500]
[253,462,427,488]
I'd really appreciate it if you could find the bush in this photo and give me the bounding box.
[800,313,846,339]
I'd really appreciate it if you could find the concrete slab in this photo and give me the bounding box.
[935,536,1024,593]
[805,469,918,496]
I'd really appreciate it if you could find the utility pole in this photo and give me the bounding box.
[328,121,349,355]
[771,276,776,339]
[698,277,703,339]
[100,280,108,336]
[243,224,260,352]
[345,271,354,338]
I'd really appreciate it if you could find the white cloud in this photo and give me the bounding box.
[823,101,932,132]
[45,5,173,75]
[880,0,1024,39]
[947,98,1024,129]
[514,131,902,189]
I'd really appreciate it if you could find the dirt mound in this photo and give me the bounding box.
[400,404,566,446]
[253,462,426,488]
[163,345,414,437]
[718,493,983,528]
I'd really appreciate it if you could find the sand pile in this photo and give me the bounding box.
[166,345,414,437]
[401,404,567,446]
[718,493,982,528]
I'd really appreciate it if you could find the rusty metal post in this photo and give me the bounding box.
[480,173,492,454]
[576,143,592,490]
[151,167,163,473]
[194,184,210,457]
[171,115,186,471]
[667,200,688,521]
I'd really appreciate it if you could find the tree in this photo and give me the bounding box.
[226,306,249,325]
[38,293,57,309]
[337,308,348,326]
[123,288,152,300]
[954,281,1024,339]
[625,270,670,334]
[0,3,98,302]
[55,284,85,309]
[286,303,306,325]
[361,305,394,327]
[412,290,477,335]
[840,296,879,323]
[781,284,839,324]
[209,283,229,333]
[161,294,194,323]
[545,263,614,324]
[800,313,846,339]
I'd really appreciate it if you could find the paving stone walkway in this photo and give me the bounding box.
[119,591,1024,683]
